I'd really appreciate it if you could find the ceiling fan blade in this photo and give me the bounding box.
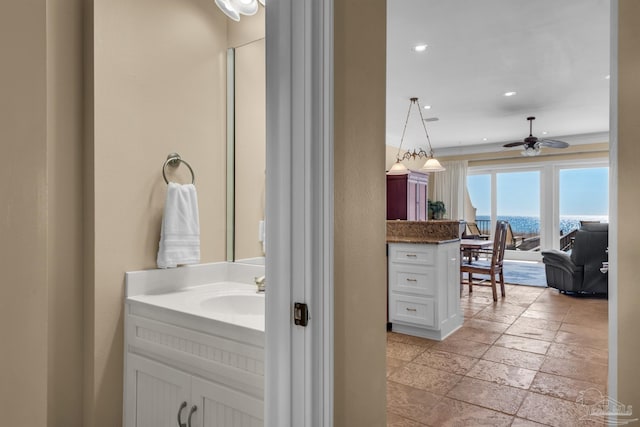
[503,141,526,148]
[538,139,569,148]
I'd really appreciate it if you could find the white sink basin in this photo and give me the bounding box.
[201,293,265,316]
[127,282,265,331]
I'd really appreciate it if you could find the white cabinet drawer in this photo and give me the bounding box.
[389,244,436,265]
[389,293,436,327]
[389,264,436,296]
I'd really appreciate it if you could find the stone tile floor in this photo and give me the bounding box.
[387,284,608,427]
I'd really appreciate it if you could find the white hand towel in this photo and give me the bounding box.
[157,182,201,269]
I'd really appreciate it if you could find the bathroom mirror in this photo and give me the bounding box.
[226,39,266,262]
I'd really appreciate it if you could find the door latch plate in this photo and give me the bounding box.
[294,302,309,327]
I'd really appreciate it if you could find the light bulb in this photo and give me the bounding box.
[230,0,258,15]
[215,0,240,21]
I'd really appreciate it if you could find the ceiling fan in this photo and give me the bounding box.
[503,116,570,156]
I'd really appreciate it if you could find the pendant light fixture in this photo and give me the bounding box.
[215,0,262,22]
[215,0,241,21]
[230,0,258,15]
[386,97,445,175]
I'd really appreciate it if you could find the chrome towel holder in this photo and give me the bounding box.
[162,153,195,184]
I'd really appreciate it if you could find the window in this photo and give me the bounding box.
[559,167,609,234]
[467,161,609,260]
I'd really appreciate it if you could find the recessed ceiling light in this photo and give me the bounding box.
[504,91,517,97]
[482,138,487,141]
[542,131,548,135]
[413,44,428,52]
[423,105,431,110]
[605,75,611,80]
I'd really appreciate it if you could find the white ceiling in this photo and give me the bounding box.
[386,0,611,156]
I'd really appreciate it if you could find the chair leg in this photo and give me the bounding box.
[499,271,505,297]
[490,275,498,302]
[468,273,473,294]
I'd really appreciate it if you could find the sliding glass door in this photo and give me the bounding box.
[467,174,491,235]
[497,170,541,255]
[557,166,609,249]
[467,169,542,260]
[467,161,609,261]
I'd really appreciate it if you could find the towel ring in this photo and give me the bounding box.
[162,153,195,184]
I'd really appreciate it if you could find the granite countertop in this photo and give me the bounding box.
[386,236,460,244]
[386,220,463,244]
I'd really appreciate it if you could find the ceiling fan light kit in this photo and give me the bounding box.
[386,97,446,175]
[521,146,541,156]
[503,116,570,156]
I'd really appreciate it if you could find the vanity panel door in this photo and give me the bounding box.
[192,376,263,427]
[126,354,191,427]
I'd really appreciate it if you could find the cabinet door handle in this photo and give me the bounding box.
[406,254,417,258]
[177,401,187,427]
[187,405,198,427]
[405,308,417,312]
[405,278,417,282]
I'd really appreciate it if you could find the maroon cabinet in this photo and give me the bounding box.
[387,170,429,220]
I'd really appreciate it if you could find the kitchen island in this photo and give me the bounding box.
[387,220,463,341]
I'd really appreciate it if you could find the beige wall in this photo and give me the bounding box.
[0,0,84,426]
[88,1,228,425]
[334,0,388,425]
[234,39,266,260]
[617,0,640,413]
[47,0,85,425]
[0,2,48,425]
[227,6,265,48]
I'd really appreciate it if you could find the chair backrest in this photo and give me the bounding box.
[504,222,519,248]
[491,220,509,267]
[466,222,481,236]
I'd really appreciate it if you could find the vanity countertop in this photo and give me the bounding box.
[386,220,463,244]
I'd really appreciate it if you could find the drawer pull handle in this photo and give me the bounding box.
[406,278,417,282]
[405,308,417,312]
[406,254,417,258]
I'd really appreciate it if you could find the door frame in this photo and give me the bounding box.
[264,0,333,426]
[265,0,620,424]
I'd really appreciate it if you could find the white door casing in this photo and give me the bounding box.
[264,0,333,426]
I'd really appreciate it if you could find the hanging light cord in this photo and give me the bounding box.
[396,99,415,161]
[396,97,436,161]
[415,98,435,157]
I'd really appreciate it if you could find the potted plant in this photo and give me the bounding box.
[428,200,446,220]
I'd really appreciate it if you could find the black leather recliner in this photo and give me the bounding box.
[541,223,608,295]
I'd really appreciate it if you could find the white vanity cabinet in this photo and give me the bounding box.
[127,354,262,427]
[388,241,462,340]
[124,294,264,427]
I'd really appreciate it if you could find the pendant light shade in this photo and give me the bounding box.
[387,161,410,175]
[421,157,446,172]
[215,0,240,21]
[230,0,258,16]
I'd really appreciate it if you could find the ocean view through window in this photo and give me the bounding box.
[467,165,609,253]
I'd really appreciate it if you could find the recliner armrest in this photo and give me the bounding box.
[541,249,578,274]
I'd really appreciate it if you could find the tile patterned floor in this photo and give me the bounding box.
[387,285,608,427]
